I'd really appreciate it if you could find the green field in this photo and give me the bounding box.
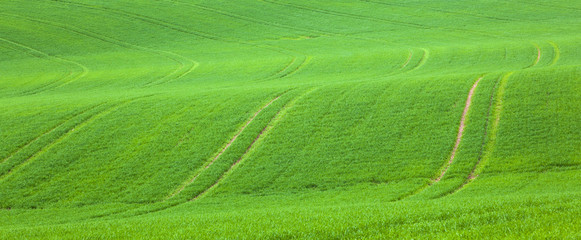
[1,0,580,238]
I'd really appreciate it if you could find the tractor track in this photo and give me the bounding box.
[360,0,517,22]
[0,96,150,181]
[0,35,88,96]
[167,93,287,199]
[48,0,311,83]
[0,103,105,165]
[85,89,315,220]
[408,48,429,72]
[393,76,483,201]
[261,0,508,40]
[444,72,512,196]
[401,50,413,69]
[447,75,502,195]
[435,76,484,182]
[446,42,560,195]
[190,88,317,201]
[3,11,198,87]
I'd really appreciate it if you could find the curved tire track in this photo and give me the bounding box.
[47,0,311,84]
[91,89,313,220]
[407,48,429,73]
[3,12,198,88]
[394,76,483,201]
[191,88,317,201]
[435,76,484,182]
[166,93,286,199]
[548,41,560,67]
[401,49,413,69]
[448,73,512,195]
[277,56,311,79]
[0,35,88,96]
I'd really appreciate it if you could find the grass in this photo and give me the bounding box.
[0,0,580,238]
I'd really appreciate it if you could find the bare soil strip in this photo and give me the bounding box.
[535,46,541,66]
[434,76,483,182]
[166,94,284,199]
[466,77,500,180]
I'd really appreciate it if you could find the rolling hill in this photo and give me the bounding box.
[1,0,580,238]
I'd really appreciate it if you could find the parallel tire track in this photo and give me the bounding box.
[166,93,286,199]
[373,48,428,82]
[90,90,312,220]
[157,0,316,82]
[278,56,311,79]
[408,48,429,72]
[3,12,198,87]
[445,41,557,196]
[435,76,484,182]
[0,103,104,165]
[261,0,507,39]
[0,97,149,182]
[0,36,88,96]
[449,73,512,194]
[393,76,483,201]
[191,88,317,201]
[47,0,309,84]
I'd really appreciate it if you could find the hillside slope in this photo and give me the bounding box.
[0,0,580,238]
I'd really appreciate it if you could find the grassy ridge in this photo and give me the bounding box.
[0,0,580,238]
